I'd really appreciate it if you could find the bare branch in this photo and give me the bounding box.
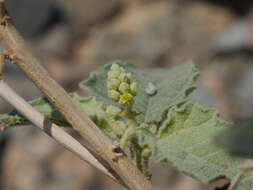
[0,2,153,189]
[0,53,4,78]
[0,80,116,182]
[0,1,4,19]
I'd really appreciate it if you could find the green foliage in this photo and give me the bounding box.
[155,104,232,182]
[0,93,120,139]
[154,103,253,190]
[1,60,251,189]
[79,61,136,107]
[80,60,199,123]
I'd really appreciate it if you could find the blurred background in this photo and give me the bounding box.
[1,0,253,189]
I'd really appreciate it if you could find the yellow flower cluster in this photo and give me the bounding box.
[107,64,137,107]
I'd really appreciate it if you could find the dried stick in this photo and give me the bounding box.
[0,2,153,190]
[0,80,116,181]
[0,52,115,181]
[0,53,3,75]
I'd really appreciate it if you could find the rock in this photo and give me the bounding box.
[5,0,67,38]
[212,20,252,55]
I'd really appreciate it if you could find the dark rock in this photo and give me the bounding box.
[191,0,253,17]
[5,0,67,38]
[213,20,253,56]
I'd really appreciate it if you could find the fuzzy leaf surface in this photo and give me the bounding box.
[154,103,252,190]
[80,61,199,123]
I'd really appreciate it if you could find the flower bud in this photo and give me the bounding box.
[130,82,138,95]
[111,63,121,71]
[107,70,121,79]
[126,73,133,82]
[107,78,120,89]
[119,82,130,93]
[107,63,138,107]
[119,73,128,82]
[120,67,125,72]
[108,90,120,101]
[119,93,133,106]
[106,105,121,117]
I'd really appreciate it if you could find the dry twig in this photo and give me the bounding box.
[0,2,153,189]
[0,51,117,183]
[0,80,115,181]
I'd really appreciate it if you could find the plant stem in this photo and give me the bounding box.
[0,80,116,181]
[0,2,153,189]
[0,53,3,78]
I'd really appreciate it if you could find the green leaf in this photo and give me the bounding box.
[154,103,253,190]
[0,93,107,128]
[80,60,199,123]
[0,93,128,140]
[0,96,68,127]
